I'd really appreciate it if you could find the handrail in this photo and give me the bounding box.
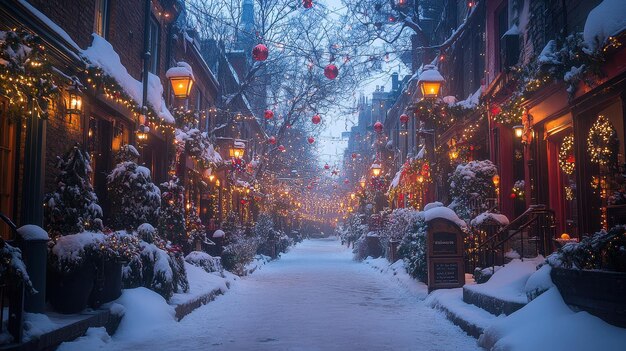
[476,205,545,251]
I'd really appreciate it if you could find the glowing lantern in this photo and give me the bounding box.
[136,124,149,142]
[359,177,366,188]
[400,113,409,124]
[370,163,382,177]
[374,121,384,134]
[252,44,269,61]
[492,174,500,187]
[312,114,322,124]
[324,64,339,80]
[513,125,524,138]
[264,110,274,119]
[167,62,195,99]
[418,65,444,99]
[229,141,245,158]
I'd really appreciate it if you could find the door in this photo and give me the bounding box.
[0,100,17,238]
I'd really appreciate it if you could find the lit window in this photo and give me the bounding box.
[94,0,109,38]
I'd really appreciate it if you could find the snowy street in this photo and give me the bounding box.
[101,239,478,351]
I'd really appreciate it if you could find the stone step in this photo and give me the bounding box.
[462,286,527,316]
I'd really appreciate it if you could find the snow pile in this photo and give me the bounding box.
[424,206,467,229]
[22,313,58,342]
[454,87,482,109]
[423,201,444,212]
[111,288,176,341]
[470,212,510,227]
[17,224,49,241]
[185,251,223,274]
[537,40,560,65]
[583,0,626,52]
[364,257,428,298]
[388,170,401,190]
[81,34,174,123]
[57,327,111,351]
[175,127,222,165]
[417,64,444,83]
[165,61,194,80]
[478,288,626,350]
[465,257,544,304]
[50,232,105,264]
[169,262,231,306]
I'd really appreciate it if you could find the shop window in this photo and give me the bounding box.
[148,16,160,74]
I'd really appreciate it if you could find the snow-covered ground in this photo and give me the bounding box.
[59,238,478,350]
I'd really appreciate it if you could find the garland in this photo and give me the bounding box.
[0,30,58,118]
[558,134,575,175]
[587,115,618,170]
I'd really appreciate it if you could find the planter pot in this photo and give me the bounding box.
[48,262,95,314]
[551,267,626,328]
[91,259,123,307]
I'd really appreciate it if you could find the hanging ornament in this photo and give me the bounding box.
[308,137,315,144]
[252,44,269,61]
[343,179,349,184]
[400,114,409,124]
[278,145,286,152]
[374,121,384,134]
[303,0,313,9]
[268,136,277,144]
[351,153,357,159]
[324,64,339,80]
[264,109,274,120]
[490,104,501,116]
[312,114,321,124]
[324,163,330,170]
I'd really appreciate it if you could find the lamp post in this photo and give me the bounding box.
[417,65,444,100]
[167,62,195,99]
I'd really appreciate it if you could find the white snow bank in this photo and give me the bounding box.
[169,262,230,306]
[57,327,111,351]
[112,288,176,342]
[479,288,626,351]
[423,201,443,212]
[424,206,467,229]
[22,313,57,342]
[470,212,510,227]
[365,257,429,299]
[465,257,544,304]
[81,35,174,123]
[524,264,555,301]
[17,225,49,241]
[426,288,501,332]
[583,0,626,52]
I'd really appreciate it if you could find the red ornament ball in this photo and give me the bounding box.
[374,121,384,133]
[400,113,409,124]
[303,0,313,9]
[351,153,357,159]
[509,193,517,199]
[312,114,322,124]
[268,136,277,145]
[344,179,349,184]
[278,145,286,152]
[566,154,575,164]
[264,110,274,119]
[490,104,501,116]
[252,44,269,61]
[308,137,315,144]
[324,163,330,170]
[324,64,339,80]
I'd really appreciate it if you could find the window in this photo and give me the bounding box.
[148,16,160,74]
[94,0,109,38]
[496,4,508,73]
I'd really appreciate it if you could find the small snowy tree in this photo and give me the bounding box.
[186,202,206,251]
[159,177,187,250]
[397,213,428,282]
[255,213,277,257]
[220,211,258,274]
[380,208,421,258]
[107,145,160,230]
[44,144,103,236]
[448,160,498,221]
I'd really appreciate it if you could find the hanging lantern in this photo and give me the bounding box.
[312,114,322,124]
[167,62,195,99]
[136,124,149,142]
[252,44,269,61]
[278,145,286,152]
[374,121,384,134]
[308,137,315,144]
[264,110,274,120]
[303,0,313,8]
[370,163,382,177]
[399,113,409,124]
[324,163,330,170]
[64,88,83,123]
[418,65,444,99]
[513,125,524,138]
[324,64,339,80]
[268,136,277,145]
[229,140,246,158]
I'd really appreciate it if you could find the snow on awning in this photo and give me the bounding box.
[583,0,626,53]
[388,170,402,192]
[81,35,174,124]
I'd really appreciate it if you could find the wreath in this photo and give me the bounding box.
[587,115,619,170]
[558,134,575,175]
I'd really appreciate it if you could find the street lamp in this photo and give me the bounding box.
[167,62,195,99]
[418,65,444,99]
[229,140,246,159]
[371,163,382,177]
[513,125,524,138]
[359,176,366,189]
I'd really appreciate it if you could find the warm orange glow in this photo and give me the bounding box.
[229,147,245,158]
[208,174,215,182]
[419,81,441,99]
[513,125,524,138]
[560,233,570,240]
[492,174,500,187]
[169,76,194,99]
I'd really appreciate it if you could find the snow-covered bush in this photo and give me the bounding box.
[341,213,368,247]
[185,251,223,275]
[158,177,186,250]
[0,241,34,292]
[48,232,105,273]
[448,160,497,221]
[220,212,258,275]
[44,145,103,236]
[255,213,278,257]
[397,213,428,282]
[275,231,293,255]
[379,208,421,258]
[107,145,160,230]
[547,225,626,272]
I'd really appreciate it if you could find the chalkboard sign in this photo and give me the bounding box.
[433,261,460,284]
[432,232,458,255]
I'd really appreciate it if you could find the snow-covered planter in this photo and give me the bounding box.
[185,251,223,275]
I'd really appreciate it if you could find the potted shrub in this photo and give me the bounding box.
[47,232,103,313]
[548,225,626,327]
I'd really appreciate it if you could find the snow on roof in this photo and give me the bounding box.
[417,65,444,83]
[502,24,520,38]
[424,206,467,229]
[82,35,174,124]
[583,0,626,53]
[455,87,482,109]
[388,170,401,190]
[166,62,194,80]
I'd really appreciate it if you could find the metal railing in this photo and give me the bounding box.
[0,212,24,344]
